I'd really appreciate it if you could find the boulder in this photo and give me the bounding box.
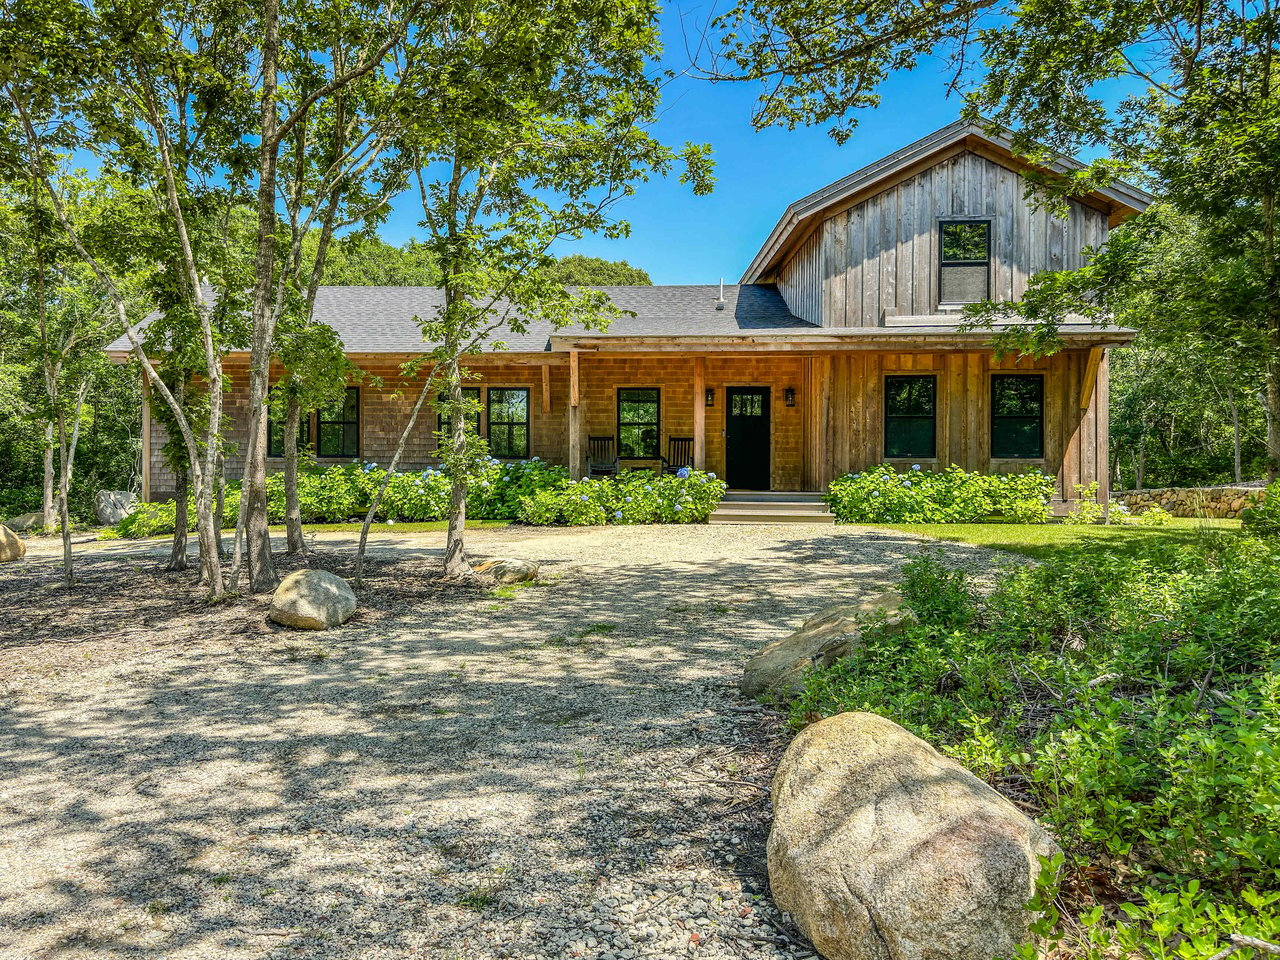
[6,511,44,533]
[0,524,24,562]
[740,590,909,702]
[95,490,138,526]
[475,558,539,584]
[768,712,1059,960]
[268,569,357,630]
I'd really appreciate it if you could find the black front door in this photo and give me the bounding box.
[725,387,771,490]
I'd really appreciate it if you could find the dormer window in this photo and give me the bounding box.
[939,220,991,304]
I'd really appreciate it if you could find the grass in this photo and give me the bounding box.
[877,516,1242,560]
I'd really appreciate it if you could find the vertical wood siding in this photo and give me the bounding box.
[775,151,1111,327]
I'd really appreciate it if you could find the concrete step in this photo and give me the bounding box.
[722,490,827,503]
[709,508,836,525]
[715,499,831,514]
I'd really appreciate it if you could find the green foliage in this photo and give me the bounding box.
[1063,482,1105,525]
[1243,481,1280,538]
[826,464,1055,524]
[110,461,726,536]
[792,534,1280,898]
[1111,502,1177,527]
[516,469,728,526]
[543,254,651,286]
[0,485,40,520]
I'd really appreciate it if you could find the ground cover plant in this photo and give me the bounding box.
[106,460,727,537]
[791,530,1280,954]
[826,464,1056,523]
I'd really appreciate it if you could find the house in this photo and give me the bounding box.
[112,120,1148,507]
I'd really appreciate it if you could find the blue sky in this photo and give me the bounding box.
[376,3,978,285]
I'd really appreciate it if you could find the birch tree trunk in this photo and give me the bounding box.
[284,393,306,555]
[55,382,88,588]
[168,464,190,571]
[42,423,55,531]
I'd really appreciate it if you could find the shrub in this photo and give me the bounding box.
[825,463,1054,523]
[1243,480,1280,537]
[0,484,41,521]
[1063,481,1106,525]
[516,468,727,525]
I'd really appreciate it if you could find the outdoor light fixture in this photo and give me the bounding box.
[705,388,715,407]
[784,387,796,407]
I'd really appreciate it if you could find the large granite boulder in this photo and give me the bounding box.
[268,569,357,629]
[0,524,25,562]
[741,590,909,702]
[768,712,1059,960]
[475,558,539,584]
[6,511,44,533]
[95,490,139,526]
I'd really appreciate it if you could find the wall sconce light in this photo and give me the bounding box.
[784,387,796,407]
[705,388,715,407]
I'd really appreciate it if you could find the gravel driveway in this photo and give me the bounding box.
[0,524,1001,960]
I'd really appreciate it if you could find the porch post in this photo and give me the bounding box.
[693,356,706,470]
[140,371,152,503]
[568,349,583,479]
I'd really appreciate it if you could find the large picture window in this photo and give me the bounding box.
[316,386,360,458]
[939,220,991,304]
[268,411,311,458]
[618,388,660,459]
[991,374,1045,459]
[884,375,937,459]
[487,388,529,459]
[438,387,481,444]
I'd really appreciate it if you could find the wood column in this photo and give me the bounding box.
[693,356,706,470]
[568,350,583,478]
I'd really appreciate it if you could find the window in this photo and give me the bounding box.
[487,387,529,459]
[618,387,660,458]
[437,387,481,444]
[939,220,991,304]
[884,375,936,459]
[268,411,311,458]
[991,374,1045,459]
[316,386,360,458]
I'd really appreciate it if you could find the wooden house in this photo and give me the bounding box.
[115,121,1149,507]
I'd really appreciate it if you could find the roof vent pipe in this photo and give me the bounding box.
[716,278,725,310]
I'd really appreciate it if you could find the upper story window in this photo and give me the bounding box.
[939,220,991,304]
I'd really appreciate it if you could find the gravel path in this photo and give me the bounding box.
[0,524,1005,959]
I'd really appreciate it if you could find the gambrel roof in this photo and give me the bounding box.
[740,120,1153,285]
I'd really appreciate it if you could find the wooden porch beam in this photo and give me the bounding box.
[1080,346,1103,410]
[568,350,582,478]
[693,356,706,470]
[541,364,551,414]
[140,372,152,503]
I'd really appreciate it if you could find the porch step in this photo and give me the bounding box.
[710,492,834,525]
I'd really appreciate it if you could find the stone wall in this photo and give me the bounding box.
[1117,486,1264,519]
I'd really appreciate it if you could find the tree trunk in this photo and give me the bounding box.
[442,358,471,579]
[168,465,190,571]
[55,382,88,588]
[1229,391,1243,483]
[239,0,283,594]
[284,393,306,555]
[1136,438,1147,492]
[42,422,55,532]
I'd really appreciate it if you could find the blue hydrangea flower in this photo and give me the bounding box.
[676,466,692,479]
[674,504,682,511]
[708,472,717,479]
[614,510,623,518]
[902,480,912,488]
[644,485,652,491]
[580,495,589,502]
[911,463,923,471]
[625,497,633,503]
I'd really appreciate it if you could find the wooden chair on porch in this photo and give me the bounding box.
[662,436,694,474]
[587,436,619,477]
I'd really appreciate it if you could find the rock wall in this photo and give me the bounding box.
[1117,486,1263,519]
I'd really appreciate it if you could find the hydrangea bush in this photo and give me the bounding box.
[108,460,726,537]
[825,463,1055,524]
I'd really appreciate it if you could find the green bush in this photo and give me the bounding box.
[1242,480,1280,537]
[515,468,727,526]
[825,463,1055,523]
[791,534,1280,898]
[1,485,41,521]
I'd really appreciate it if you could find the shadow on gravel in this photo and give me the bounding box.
[0,526,962,958]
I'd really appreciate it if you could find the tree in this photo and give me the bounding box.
[545,254,651,286]
[352,0,713,583]
[318,235,441,286]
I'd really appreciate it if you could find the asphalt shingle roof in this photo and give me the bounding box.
[105,284,817,355]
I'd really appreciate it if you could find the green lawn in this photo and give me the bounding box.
[876,516,1242,560]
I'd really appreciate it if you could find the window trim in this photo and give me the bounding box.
[990,373,1046,460]
[315,386,361,459]
[883,374,938,460]
[486,386,531,459]
[437,386,482,448]
[938,218,992,305]
[617,386,661,460]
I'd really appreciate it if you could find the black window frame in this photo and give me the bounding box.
[486,387,530,459]
[617,387,661,459]
[316,386,361,458]
[268,410,312,458]
[938,219,992,305]
[883,374,937,460]
[990,373,1045,460]
[437,387,482,446]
